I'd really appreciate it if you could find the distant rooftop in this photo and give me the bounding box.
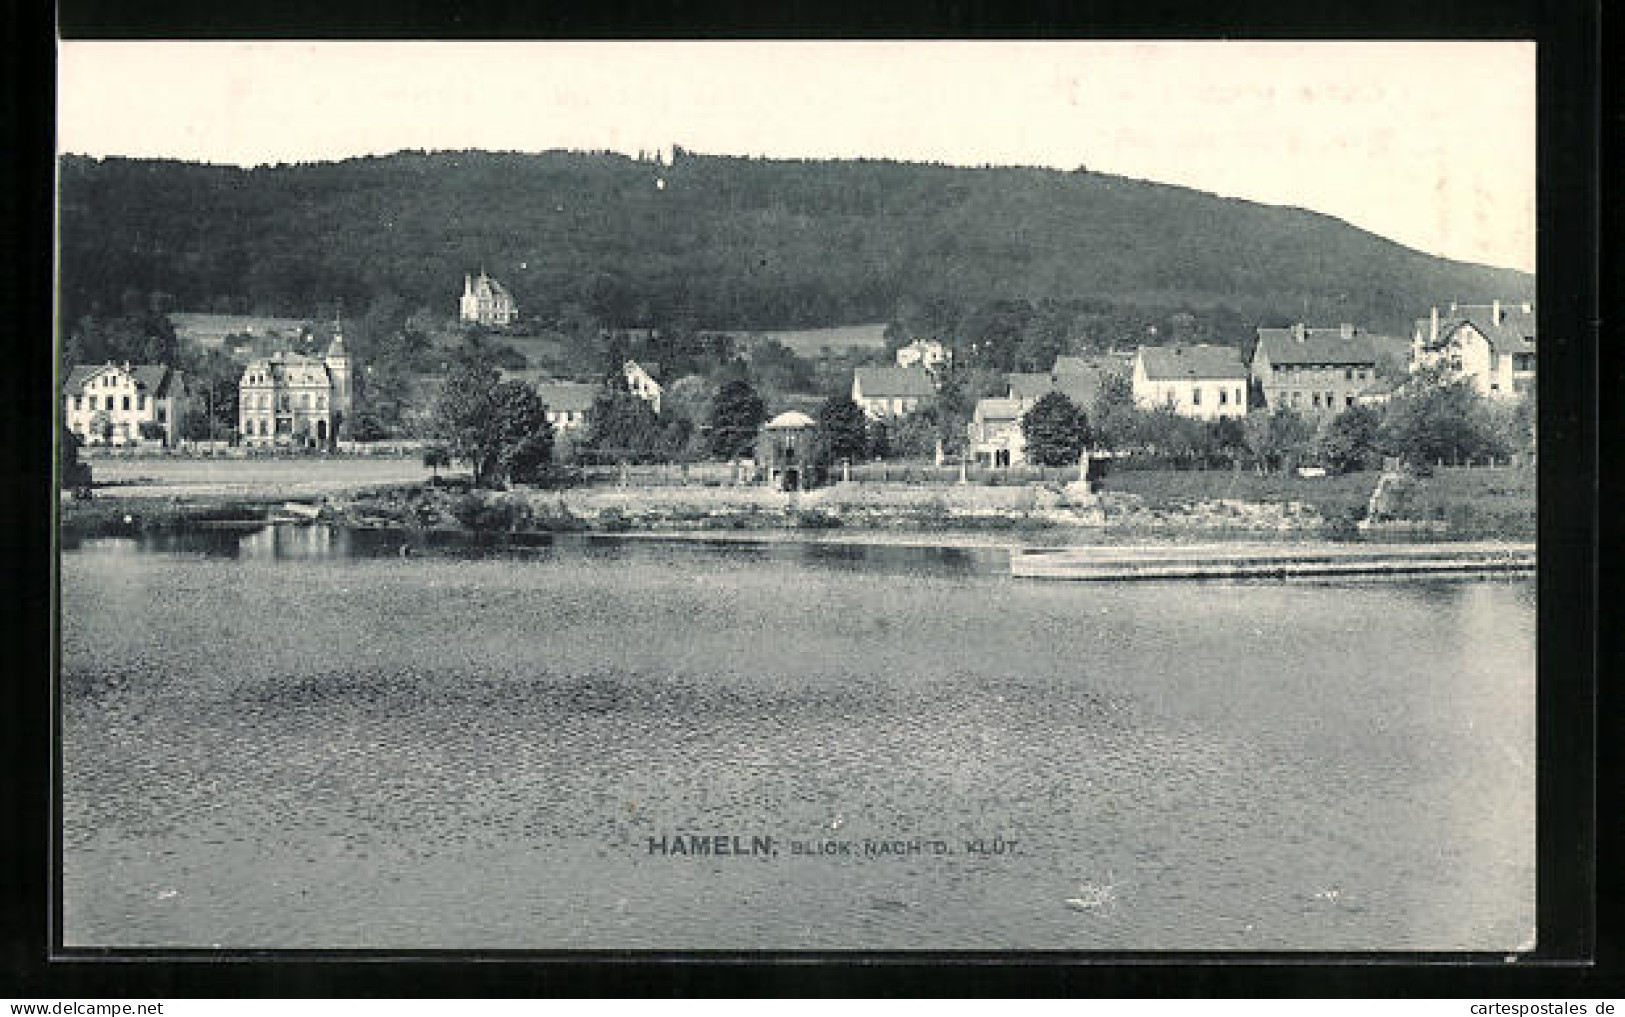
[1254,325,1380,366]
[854,366,936,399]
[1137,344,1247,381]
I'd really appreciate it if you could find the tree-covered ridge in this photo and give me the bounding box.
[58,148,1532,339]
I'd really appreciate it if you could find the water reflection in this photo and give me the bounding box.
[69,523,1002,578]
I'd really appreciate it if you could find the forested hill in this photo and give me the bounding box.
[57,149,1533,337]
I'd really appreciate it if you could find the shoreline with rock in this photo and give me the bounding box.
[59,472,1530,550]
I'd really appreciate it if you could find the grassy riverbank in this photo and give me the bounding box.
[58,463,1536,543]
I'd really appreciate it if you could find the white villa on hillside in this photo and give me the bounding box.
[623,360,663,413]
[63,362,190,447]
[896,338,952,374]
[460,271,519,327]
[1412,300,1535,399]
[1131,344,1248,420]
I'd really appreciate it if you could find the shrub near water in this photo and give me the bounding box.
[450,492,533,532]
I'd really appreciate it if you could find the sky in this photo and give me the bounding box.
[57,40,1536,273]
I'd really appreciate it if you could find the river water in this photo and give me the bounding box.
[59,525,1535,951]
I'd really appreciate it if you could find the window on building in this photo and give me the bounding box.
[1344,368,1353,381]
[121,396,130,411]
[156,407,166,423]
[73,395,82,410]
[1235,388,1244,405]
[1326,392,1334,406]
[137,395,146,411]
[1311,392,1321,408]
[1192,387,1202,406]
[1291,392,1301,406]
[1345,395,1355,408]
[1218,389,1228,405]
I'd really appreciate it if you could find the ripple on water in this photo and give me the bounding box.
[59,542,1535,950]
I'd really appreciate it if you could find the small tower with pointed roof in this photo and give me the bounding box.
[324,321,351,419]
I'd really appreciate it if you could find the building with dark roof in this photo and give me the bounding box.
[1131,344,1248,420]
[1251,322,1385,417]
[1412,301,1535,399]
[974,355,1128,465]
[62,362,190,446]
[534,381,600,432]
[851,366,936,420]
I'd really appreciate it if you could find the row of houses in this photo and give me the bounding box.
[958,303,1536,466]
[65,297,1533,456]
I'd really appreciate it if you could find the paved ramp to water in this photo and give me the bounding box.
[1012,541,1536,581]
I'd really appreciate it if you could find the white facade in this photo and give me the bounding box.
[1131,347,1248,421]
[237,335,352,447]
[62,363,188,446]
[460,272,518,326]
[623,360,663,414]
[896,338,951,372]
[966,398,1029,466]
[851,368,935,421]
[1413,302,1536,400]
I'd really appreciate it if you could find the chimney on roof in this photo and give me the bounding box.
[1340,323,1354,339]
[1522,301,1532,313]
[1291,323,1306,343]
[1430,306,1439,345]
[1492,299,1502,324]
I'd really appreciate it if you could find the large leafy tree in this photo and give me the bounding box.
[1318,404,1384,473]
[815,395,869,464]
[1242,408,1316,474]
[178,346,241,437]
[584,387,666,462]
[1379,370,1503,466]
[432,359,553,488]
[1021,391,1091,466]
[707,378,767,459]
[62,311,179,371]
[1089,371,1138,452]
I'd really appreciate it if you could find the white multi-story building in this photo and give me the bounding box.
[62,362,190,446]
[895,337,952,373]
[1412,300,1535,399]
[237,333,353,447]
[622,360,664,414]
[1131,344,1248,420]
[460,271,519,327]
